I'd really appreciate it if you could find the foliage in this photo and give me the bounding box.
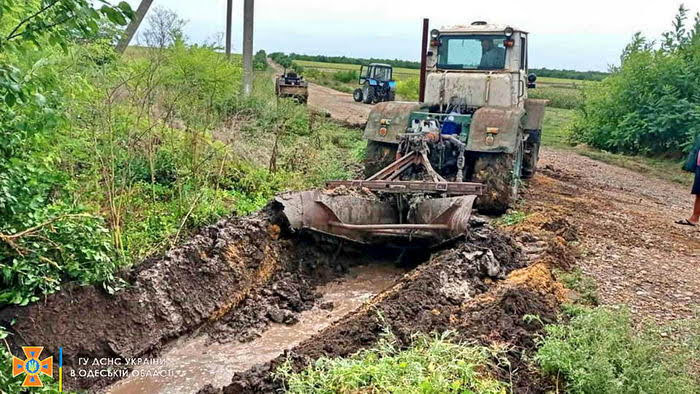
[275,330,508,393]
[573,5,700,155]
[0,1,132,305]
[554,268,599,306]
[496,210,529,226]
[396,76,420,101]
[269,52,303,72]
[535,306,699,394]
[530,67,608,81]
[332,69,357,83]
[254,49,268,70]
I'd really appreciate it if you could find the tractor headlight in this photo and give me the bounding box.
[504,27,514,38]
[430,29,440,39]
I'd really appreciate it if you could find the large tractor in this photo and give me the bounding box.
[353,63,396,104]
[277,21,546,248]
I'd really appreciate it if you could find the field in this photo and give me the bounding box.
[293,59,591,107]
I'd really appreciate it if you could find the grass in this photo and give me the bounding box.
[275,330,508,393]
[554,268,599,306]
[535,306,699,394]
[541,108,693,186]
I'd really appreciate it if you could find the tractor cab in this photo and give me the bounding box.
[424,21,537,109]
[353,63,396,104]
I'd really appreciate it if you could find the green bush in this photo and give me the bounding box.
[396,76,420,101]
[332,69,357,83]
[276,331,508,393]
[535,306,699,394]
[573,6,700,155]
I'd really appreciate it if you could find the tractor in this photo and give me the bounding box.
[276,69,309,104]
[353,63,396,104]
[276,21,546,248]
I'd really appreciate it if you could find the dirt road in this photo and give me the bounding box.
[526,150,699,321]
[302,84,700,321]
[269,61,371,127]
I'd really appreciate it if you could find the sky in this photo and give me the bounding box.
[124,0,700,71]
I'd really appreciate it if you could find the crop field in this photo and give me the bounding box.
[294,59,595,108]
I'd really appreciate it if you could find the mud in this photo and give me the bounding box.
[107,264,405,394]
[0,205,391,391]
[217,224,552,394]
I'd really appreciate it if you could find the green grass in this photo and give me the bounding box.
[535,306,699,394]
[541,108,693,186]
[275,330,508,393]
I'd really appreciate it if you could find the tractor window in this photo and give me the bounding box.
[438,35,507,70]
[372,67,392,81]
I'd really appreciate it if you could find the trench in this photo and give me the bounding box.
[105,263,407,394]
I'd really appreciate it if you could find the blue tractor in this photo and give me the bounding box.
[353,63,396,104]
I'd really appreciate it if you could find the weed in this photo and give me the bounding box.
[497,210,529,226]
[535,306,699,393]
[275,330,508,393]
[554,268,599,306]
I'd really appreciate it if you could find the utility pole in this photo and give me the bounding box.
[242,0,254,96]
[116,0,153,53]
[225,0,233,59]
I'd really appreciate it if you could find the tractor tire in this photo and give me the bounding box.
[353,88,363,102]
[362,85,375,104]
[521,130,541,179]
[387,91,395,102]
[472,139,524,215]
[364,140,397,178]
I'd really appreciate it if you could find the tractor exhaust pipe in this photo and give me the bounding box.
[419,18,429,103]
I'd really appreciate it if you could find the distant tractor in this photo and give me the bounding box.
[276,70,309,104]
[353,63,396,104]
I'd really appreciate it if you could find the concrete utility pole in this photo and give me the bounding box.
[116,0,153,53]
[225,0,233,59]
[242,0,254,96]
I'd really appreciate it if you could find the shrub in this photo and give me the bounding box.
[573,6,700,155]
[276,330,508,393]
[332,69,357,83]
[535,306,699,393]
[396,76,420,101]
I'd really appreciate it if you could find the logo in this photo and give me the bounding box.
[12,346,53,387]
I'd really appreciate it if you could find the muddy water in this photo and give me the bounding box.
[106,263,405,394]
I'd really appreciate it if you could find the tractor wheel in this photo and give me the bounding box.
[472,139,524,214]
[387,91,395,102]
[353,88,363,102]
[364,140,397,177]
[362,85,375,104]
[521,129,541,179]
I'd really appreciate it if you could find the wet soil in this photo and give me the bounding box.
[213,223,568,394]
[107,264,405,394]
[0,205,396,391]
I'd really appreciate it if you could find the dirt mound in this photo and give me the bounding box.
[220,224,539,393]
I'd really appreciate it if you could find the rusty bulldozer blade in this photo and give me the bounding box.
[275,133,484,246]
[275,191,477,246]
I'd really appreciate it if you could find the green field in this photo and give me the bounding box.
[294,59,593,107]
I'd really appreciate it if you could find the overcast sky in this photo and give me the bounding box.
[125,0,700,71]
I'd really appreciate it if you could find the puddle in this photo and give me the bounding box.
[106,264,405,394]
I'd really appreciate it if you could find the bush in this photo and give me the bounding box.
[573,6,700,155]
[276,330,508,393]
[535,306,699,394]
[396,76,420,101]
[332,69,357,83]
